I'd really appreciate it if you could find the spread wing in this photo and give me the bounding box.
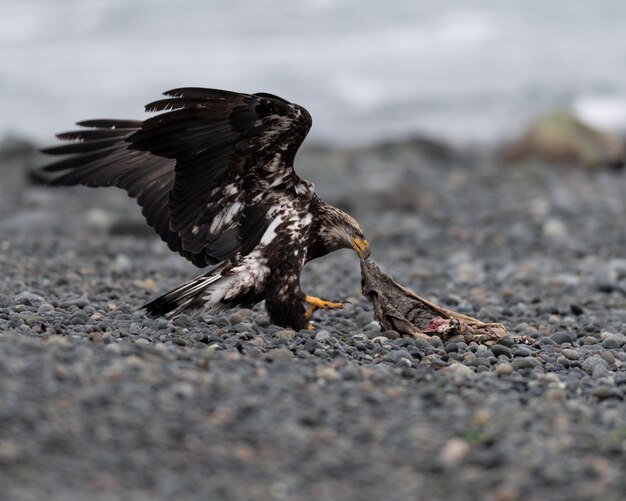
[42,88,314,267]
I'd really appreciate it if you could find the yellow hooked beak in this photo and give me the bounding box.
[351,237,370,260]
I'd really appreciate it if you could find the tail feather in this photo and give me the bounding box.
[143,271,223,317]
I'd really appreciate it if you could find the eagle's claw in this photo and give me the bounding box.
[304,295,344,320]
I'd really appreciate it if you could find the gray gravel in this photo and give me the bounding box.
[1,139,626,500]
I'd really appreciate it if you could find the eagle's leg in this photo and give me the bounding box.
[304,295,344,320]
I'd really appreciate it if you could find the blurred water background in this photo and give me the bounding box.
[1,0,626,146]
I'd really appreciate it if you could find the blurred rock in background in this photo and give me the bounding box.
[501,109,624,169]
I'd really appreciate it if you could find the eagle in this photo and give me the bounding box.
[43,88,370,331]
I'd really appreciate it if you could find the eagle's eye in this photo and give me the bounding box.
[349,228,370,260]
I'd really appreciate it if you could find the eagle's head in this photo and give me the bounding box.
[317,206,370,260]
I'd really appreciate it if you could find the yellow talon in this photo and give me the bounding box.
[305,295,344,310]
[304,295,344,321]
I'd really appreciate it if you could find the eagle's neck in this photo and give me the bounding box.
[306,197,351,262]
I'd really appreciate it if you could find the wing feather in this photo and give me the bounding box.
[42,87,313,267]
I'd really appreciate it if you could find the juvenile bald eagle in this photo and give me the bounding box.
[43,88,370,330]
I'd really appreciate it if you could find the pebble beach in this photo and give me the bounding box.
[1,139,625,500]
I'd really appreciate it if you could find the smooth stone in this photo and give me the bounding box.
[561,349,579,360]
[265,348,294,362]
[445,363,474,380]
[314,330,331,342]
[383,349,413,364]
[444,343,459,353]
[497,336,516,348]
[275,330,296,340]
[355,311,373,326]
[594,385,617,399]
[570,304,584,316]
[317,366,341,382]
[604,334,626,348]
[228,313,244,324]
[15,291,45,305]
[602,351,616,365]
[438,438,470,468]
[555,356,570,368]
[477,307,497,322]
[581,355,608,375]
[491,344,512,358]
[429,336,443,348]
[512,357,541,369]
[0,295,12,308]
[601,338,621,349]
[470,357,490,368]
[495,362,513,376]
[69,313,88,325]
[551,332,573,344]
[511,346,531,357]
[382,330,401,340]
[593,366,610,378]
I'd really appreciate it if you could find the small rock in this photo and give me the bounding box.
[192,333,209,343]
[495,362,513,376]
[470,357,490,368]
[444,343,459,353]
[438,438,470,468]
[37,303,55,314]
[314,330,331,342]
[491,345,511,358]
[561,349,579,361]
[275,329,296,340]
[265,348,294,362]
[317,366,341,382]
[544,387,566,401]
[570,304,585,316]
[69,312,89,325]
[542,219,568,240]
[497,336,516,348]
[603,334,626,348]
[355,311,373,326]
[383,349,413,365]
[171,382,195,398]
[88,332,103,343]
[250,337,265,347]
[594,385,617,399]
[15,291,44,306]
[477,307,497,322]
[228,312,244,324]
[512,357,541,369]
[237,308,254,319]
[511,346,531,357]
[110,254,132,272]
[551,332,573,344]
[582,356,608,376]
[381,330,401,340]
[444,363,474,380]
[555,356,570,368]
[602,351,616,365]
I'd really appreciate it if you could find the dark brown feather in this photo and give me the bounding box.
[42,87,313,268]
